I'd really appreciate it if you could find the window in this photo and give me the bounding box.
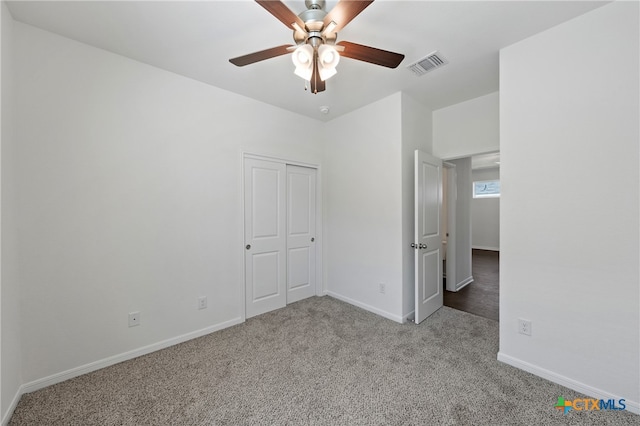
[473,180,500,198]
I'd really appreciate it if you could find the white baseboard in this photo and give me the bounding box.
[402,310,415,324]
[19,317,243,396]
[1,384,24,426]
[456,275,474,291]
[327,291,404,324]
[472,246,499,251]
[497,352,639,415]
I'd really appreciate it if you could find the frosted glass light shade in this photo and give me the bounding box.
[319,66,337,81]
[292,44,314,81]
[318,44,340,68]
[318,44,340,81]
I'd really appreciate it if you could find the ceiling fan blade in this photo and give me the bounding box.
[229,45,294,67]
[324,0,373,32]
[256,0,305,30]
[337,41,405,68]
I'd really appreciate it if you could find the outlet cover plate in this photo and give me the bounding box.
[128,311,140,327]
[518,318,532,336]
[198,296,207,310]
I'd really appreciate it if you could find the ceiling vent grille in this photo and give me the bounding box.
[407,51,448,76]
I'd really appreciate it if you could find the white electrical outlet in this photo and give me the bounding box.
[379,283,386,294]
[518,318,532,336]
[198,296,207,310]
[128,311,140,327]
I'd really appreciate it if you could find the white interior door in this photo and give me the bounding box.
[244,158,286,318]
[415,150,444,324]
[286,165,316,303]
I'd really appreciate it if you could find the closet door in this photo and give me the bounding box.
[286,165,317,303]
[244,158,287,318]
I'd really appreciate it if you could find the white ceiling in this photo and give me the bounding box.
[472,152,500,170]
[6,0,608,122]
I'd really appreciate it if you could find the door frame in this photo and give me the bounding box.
[443,162,457,291]
[241,152,323,321]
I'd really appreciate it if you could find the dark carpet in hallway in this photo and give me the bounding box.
[444,249,499,321]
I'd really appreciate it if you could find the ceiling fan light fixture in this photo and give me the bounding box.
[292,44,314,80]
[318,63,337,81]
[317,44,340,81]
[294,65,313,81]
[318,44,340,68]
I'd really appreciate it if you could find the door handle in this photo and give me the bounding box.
[419,243,427,249]
[245,244,251,250]
[311,237,315,242]
[411,243,417,248]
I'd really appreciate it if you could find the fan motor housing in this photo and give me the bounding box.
[299,0,327,32]
[305,0,325,10]
[299,11,326,32]
[295,0,334,45]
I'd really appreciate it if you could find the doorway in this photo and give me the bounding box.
[243,156,319,318]
[442,152,500,321]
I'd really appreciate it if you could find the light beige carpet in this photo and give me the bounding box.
[9,296,638,425]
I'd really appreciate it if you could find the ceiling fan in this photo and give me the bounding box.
[229,0,405,94]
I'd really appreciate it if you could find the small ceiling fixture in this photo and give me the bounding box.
[229,0,405,94]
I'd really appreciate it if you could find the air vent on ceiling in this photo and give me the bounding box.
[407,51,448,76]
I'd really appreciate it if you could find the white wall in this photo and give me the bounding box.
[448,158,473,290]
[1,2,22,422]
[323,93,404,322]
[499,1,639,411]
[400,93,432,319]
[433,92,499,160]
[10,20,324,398]
[471,168,499,250]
